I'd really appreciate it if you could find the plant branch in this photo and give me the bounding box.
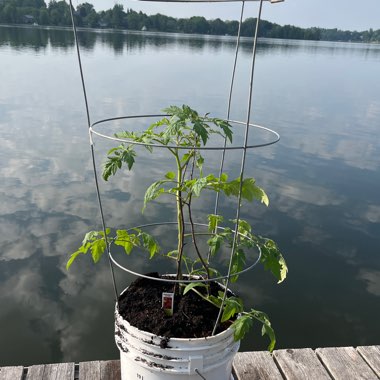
[187,201,210,280]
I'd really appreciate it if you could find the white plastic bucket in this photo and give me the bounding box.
[115,288,239,380]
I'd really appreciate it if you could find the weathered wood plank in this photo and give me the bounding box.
[54,363,75,380]
[316,347,378,380]
[0,366,24,380]
[26,363,75,380]
[25,365,45,379]
[233,351,284,380]
[274,348,331,380]
[79,361,101,380]
[42,364,59,380]
[357,346,380,377]
[100,360,121,380]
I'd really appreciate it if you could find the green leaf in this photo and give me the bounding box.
[143,180,165,211]
[99,228,111,237]
[166,250,179,259]
[207,234,224,257]
[66,246,87,270]
[191,177,208,197]
[222,177,269,206]
[242,179,269,206]
[222,178,241,197]
[181,152,192,164]
[240,178,257,202]
[207,294,222,308]
[196,155,204,172]
[115,131,137,139]
[208,214,224,232]
[215,119,233,143]
[235,219,252,235]
[68,231,105,270]
[221,297,243,322]
[260,239,288,284]
[141,232,160,259]
[162,119,180,141]
[220,172,228,182]
[250,309,276,352]
[232,315,253,342]
[102,145,136,181]
[232,310,276,351]
[82,230,100,245]
[162,105,182,117]
[183,282,207,295]
[165,171,176,180]
[114,230,137,254]
[193,120,209,145]
[230,248,246,283]
[91,239,106,263]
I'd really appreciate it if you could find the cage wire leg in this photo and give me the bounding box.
[68,0,119,301]
[211,1,245,257]
[212,0,265,336]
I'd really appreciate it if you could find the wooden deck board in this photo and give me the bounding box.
[26,363,75,380]
[100,360,120,379]
[316,346,378,380]
[233,351,284,380]
[357,345,380,377]
[77,360,120,380]
[55,363,75,380]
[25,365,45,379]
[0,366,23,380]
[78,360,101,380]
[274,348,332,380]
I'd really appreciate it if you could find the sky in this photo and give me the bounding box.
[77,0,380,32]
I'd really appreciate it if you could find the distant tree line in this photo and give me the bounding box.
[1,0,379,43]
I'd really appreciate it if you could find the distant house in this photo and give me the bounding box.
[22,15,35,24]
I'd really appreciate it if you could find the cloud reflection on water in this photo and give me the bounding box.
[357,269,380,297]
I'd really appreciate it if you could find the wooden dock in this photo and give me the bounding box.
[0,346,379,380]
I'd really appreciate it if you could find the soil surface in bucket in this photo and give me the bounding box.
[118,273,234,339]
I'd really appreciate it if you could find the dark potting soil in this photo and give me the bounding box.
[118,273,233,339]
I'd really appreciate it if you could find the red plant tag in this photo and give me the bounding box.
[162,292,174,316]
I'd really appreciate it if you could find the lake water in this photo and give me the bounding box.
[0,25,379,366]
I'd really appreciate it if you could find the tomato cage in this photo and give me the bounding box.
[68,0,283,339]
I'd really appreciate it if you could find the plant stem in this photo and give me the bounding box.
[190,287,216,308]
[174,151,185,294]
[186,146,210,280]
[187,201,210,280]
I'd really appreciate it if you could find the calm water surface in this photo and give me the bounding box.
[0,26,380,365]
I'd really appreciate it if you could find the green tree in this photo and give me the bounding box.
[111,4,125,28]
[48,0,71,26]
[188,16,209,34]
[210,18,227,35]
[39,8,49,24]
[2,3,18,23]
[86,9,99,28]
[125,9,140,30]
[225,20,239,36]
[241,18,256,37]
